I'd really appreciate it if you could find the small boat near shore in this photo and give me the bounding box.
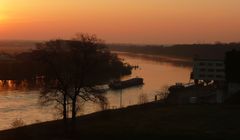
[109,78,144,90]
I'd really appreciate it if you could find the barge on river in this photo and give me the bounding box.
[109,78,144,90]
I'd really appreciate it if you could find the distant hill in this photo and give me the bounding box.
[1,41,240,59]
[109,43,240,59]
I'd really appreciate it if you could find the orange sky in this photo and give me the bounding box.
[0,0,240,44]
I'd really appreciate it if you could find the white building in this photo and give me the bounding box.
[191,58,225,83]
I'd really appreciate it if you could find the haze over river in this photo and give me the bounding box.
[0,52,192,130]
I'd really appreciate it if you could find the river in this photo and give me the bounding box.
[0,52,192,130]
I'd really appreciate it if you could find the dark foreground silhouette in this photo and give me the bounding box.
[1,102,240,140]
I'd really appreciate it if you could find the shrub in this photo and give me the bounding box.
[11,118,25,128]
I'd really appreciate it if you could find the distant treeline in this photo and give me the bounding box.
[1,41,240,59]
[0,40,36,53]
[109,43,240,59]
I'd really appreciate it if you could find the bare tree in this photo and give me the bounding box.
[33,33,132,123]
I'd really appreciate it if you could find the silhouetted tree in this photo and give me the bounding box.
[33,34,132,123]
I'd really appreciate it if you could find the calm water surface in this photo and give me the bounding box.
[0,52,192,130]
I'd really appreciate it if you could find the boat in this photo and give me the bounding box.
[109,78,144,89]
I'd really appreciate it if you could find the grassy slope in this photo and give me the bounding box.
[1,102,240,140]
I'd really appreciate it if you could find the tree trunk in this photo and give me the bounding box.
[71,95,77,132]
[63,94,67,122]
[63,94,70,133]
[71,96,77,122]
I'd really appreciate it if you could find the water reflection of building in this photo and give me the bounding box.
[191,58,225,84]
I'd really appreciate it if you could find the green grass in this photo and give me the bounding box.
[1,102,240,140]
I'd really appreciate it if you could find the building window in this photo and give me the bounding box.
[216,69,224,72]
[208,69,215,72]
[200,68,206,72]
[216,63,223,67]
[208,75,214,78]
[199,74,206,77]
[216,75,224,78]
[199,62,206,66]
[208,63,213,66]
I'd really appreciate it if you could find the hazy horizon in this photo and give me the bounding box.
[1,0,240,44]
[1,39,240,46]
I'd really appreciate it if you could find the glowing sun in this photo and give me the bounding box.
[0,14,7,23]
